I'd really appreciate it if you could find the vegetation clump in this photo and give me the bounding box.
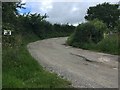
[67,2,120,55]
[2,2,72,88]
[67,19,108,46]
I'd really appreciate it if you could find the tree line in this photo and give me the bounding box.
[2,2,75,40]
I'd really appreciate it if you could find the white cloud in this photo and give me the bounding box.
[40,0,53,12]
[21,0,26,3]
[22,0,119,2]
[21,0,119,25]
[71,7,79,12]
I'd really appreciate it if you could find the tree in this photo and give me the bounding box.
[16,13,48,37]
[2,2,17,23]
[85,3,120,28]
[2,2,25,24]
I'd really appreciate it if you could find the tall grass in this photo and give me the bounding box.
[2,31,71,88]
[96,34,119,55]
[67,33,119,55]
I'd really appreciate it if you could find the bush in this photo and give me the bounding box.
[114,20,120,33]
[90,19,108,42]
[67,32,119,55]
[67,19,108,47]
[96,34,119,55]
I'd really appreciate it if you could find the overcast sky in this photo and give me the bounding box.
[19,0,119,26]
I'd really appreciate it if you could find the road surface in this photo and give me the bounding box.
[27,37,118,88]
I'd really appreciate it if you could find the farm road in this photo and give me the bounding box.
[27,37,118,88]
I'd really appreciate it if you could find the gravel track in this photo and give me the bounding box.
[27,37,118,88]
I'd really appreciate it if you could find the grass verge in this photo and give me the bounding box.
[2,32,71,88]
[67,34,119,55]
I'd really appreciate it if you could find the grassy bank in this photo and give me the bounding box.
[95,34,119,55]
[67,34,119,55]
[2,32,71,88]
[66,19,119,55]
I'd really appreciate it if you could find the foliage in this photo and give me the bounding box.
[114,20,120,33]
[2,2,73,88]
[67,18,120,55]
[67,22,93,46]
[67,33,119,55]
[2,2,25,24]
[3,42,71,88]
[67,20,107,47]
[2,23,72,88]
[2,2,16,23]
[16,13,75,39]
[85,2,120,28]
[96,34,119,55]
[75,22,96,43]
[90,19,108,42]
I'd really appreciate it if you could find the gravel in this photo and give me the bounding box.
[27,37,118,88]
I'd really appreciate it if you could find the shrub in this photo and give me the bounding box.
[96,34,119,55]
[114,20,120,33]
[67,19,109,52]
[67,19,108,47]
[75,22,95,43]
[90,19,108,42]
